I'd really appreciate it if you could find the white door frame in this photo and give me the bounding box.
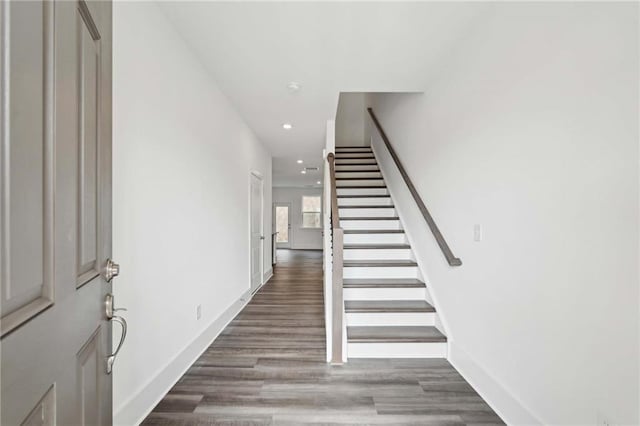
[249,171,264,293]
[273,202,292,249]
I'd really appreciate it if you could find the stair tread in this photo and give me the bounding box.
[343,229,404,234]
[340,217,399,221]
[337,185,386,189]
[343,278,426,288]
[344,260,417,267]
[343,244,410,249]
[345,300,435,313]
[336,177,384,180]
[339,205,395,208]
[335,163,379,166]
[337,195,390,198]
[347,326,446,343]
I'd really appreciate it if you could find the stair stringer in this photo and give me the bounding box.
[369,140,452,343]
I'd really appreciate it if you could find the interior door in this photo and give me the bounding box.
[274,203,292,249]
[250,172,264,293]
[1,1,117,425]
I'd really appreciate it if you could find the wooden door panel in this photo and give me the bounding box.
[77,327,102,426]
[20,385,56,426]
[1,1,113,425]
[77,1,102,288]
[0,0,55,336]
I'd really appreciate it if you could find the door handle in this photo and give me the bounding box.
[106,315,127,374]
[260,236,265,240]
[105,294,127,318]
[104,294,128,374]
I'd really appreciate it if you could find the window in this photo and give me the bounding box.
[302,196,321,228]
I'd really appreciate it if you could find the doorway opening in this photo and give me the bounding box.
[274,203,292,249]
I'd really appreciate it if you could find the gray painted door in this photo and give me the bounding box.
[250,173,263,292]
[1,1,114,425]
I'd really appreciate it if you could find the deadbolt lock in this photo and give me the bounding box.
[105,258,120,282]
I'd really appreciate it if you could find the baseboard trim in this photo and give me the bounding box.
[448,341,543,425]
[263,267,273,284]
[113,289,253,426]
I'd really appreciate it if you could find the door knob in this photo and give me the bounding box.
[105,259,120,282]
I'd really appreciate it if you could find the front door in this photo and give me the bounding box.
[274,203,292,249]
[1,1,116,425]
[250,172,264,293]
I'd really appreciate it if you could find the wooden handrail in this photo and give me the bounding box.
[326,152,344,364]
[367,108,462,267]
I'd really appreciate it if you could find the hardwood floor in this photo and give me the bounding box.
[143,250,504,426]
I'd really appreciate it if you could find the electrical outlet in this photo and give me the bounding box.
[196,304,202,320]
[473,224,482,242]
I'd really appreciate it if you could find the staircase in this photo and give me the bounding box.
[334,146,447,358]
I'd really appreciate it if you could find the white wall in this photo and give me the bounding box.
[370,3,639,425]
[273,187,323,250]
[335,93,369,147]
[112,2,272,424]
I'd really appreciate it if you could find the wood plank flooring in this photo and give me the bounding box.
[143,249,504,426]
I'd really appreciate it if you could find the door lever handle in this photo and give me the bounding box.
[106,315,127,374]
[104,293,128,374]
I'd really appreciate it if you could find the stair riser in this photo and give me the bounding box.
[341,220,401,230]
[336,180,386,187]
[343,233,406,245]
[335,159,378,165]
[339,207,395,217]
[344,248,412,260]
[344,266,419,279]
[344,287,425,300]
[338,197,392,206]
[347,342,447,358]
[338,188,391,197]
[335,172,382,179]
[346,312,436,327]
[335,165,380,172]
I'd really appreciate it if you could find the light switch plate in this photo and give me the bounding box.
[473,224,482,242]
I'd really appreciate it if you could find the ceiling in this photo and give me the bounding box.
[159,2,487,186]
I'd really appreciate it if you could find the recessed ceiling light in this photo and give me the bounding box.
[282,123,293,130]
[317,181,321,185]
[297,159,303,164]
[287,82,301,93]
[301,170,306,174]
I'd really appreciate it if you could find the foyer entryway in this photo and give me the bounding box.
[143,249,502,425]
